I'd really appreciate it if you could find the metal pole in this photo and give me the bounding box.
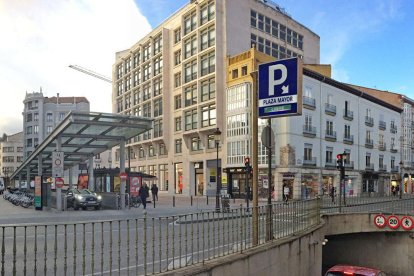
[400,161,403,199]
[215,140,220,212]
[251,71,259,246]
[266,118,273,240]
[120,140,126,209]
[245,170,249,209]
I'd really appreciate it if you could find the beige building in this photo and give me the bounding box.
[112,0,320,195]
[0,132,24,185]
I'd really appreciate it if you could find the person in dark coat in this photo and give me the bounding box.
[151,184,159,201]
[140,183,149,209]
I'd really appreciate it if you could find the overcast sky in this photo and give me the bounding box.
[1,0,413,135]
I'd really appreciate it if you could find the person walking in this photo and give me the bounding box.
[283,184,290,203]
[140,183,149,209]
[151,184,159,201]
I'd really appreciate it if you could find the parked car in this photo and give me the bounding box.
[66,188,102,210]
[325,265,387,276]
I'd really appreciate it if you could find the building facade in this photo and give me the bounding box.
[0,132,24,185]
[225,49,403,200]
[112,0,320,195]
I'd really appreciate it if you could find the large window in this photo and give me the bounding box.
[26,113,32,122]
[184,60,197,83]
[153,98,163,117]
[143,63,151,81]
[46,113,53,122]
[191,137,203,151]
[201,77,215,101]
[143,43,151,62]
[227,114,249,137]
[175,117,182,131]
[200,26,215,51]
[153,56,163,76]
[201,104,216,127]
[304,144,313,161]
[175,139,182,153]
[153,35,162,55]
[174,72,182,88]
[174,28,181,44]
[174,50,181,66]
[184,35,197,59]
[153,78,162,97]
[200,1,215,25]
[185,109,197,131]
[184,85,197,107]
[184,11,197,35]
[143,83,151,101]
[200,51,215,76]
[154,119,163,138]
[174,95,182,110]
[143,103,151,117]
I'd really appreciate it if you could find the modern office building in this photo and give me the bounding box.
[112,0,320,195]
[226,48,402,200]
[0,132,24,185]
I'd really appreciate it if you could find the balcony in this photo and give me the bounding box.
[325,103,336,116]
[325,160,336,168]
[390,145,398,153]
[343,134,354,144]
[365,163,374,171]
[379,164,387,172]
[391,166,399,173]
[344,161,354,169]
[325,130,337,141]
[303,96,316,110]
[365,138,374,148]
[379,142,387,151]
[303,125,316,137]
[390,125,397,134]
[379,120,386,130]
[303,157,317,167]
[343,109,354,121]
[365,116,374,127]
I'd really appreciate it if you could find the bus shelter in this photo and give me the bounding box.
[10,111,153,210]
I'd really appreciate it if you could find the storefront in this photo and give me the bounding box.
[194,162,204,196]
[174,163,183,194]
[223,167,250,198]
[362,172,379,194]
[301,174,318,199]
[322,175,334,196]
[93,168,156,193]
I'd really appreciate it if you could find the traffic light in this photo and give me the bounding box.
[336,154,343,170]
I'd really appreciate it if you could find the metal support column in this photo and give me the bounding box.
[120,140,126,209]
[88,156,94,191]
[68,167,73,189]
[56,136,62,211]
[251,71,259,246]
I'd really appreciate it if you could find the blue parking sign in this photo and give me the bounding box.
[258,58,302,118]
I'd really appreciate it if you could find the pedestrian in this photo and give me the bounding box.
[283,184,289,203]
[140,183,149,209]
[330,186,335,203]
[392,186,396,196]
[179,182,183,194]
[151,184,159,201]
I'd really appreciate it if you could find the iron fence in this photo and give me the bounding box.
[0,199,320,276]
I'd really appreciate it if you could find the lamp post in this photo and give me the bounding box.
[399,161,403,199]
[214,128,221,212]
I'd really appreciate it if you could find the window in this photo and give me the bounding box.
[207,134,215,149]
[34,138,39,147]
[184,35,197,59]
[153,98,163,117]
[200,26,215,50]
[326,121,334,135]
[142,83,151,101]
[184,11,197,35]
[184,60,197,83]
[325,147,333,163]
[241,66,248,76]
[153,35,162,55]
[47,126,52,134]
[134,106,142,117]
[200,51,215,76]
[191,137,203,151]
[200,1,214,25]
[391,157,395,169]
[46,113,53,122]
[143,103,151,117]
[159,144,167,155]
[26,138,33,147]
[175,95,182,110]
[153,56,163,76]
[174,50,181,66]
[143,63,151,81]
[304,143,312,161]
[143,43,151,62]
[175,117,182,131]
[379,155,384,168]
[185,108,197,130]
[175,139,182,153]
[344,125,351,138]
[174,72,182,88]
[201,104,216,127]
[154,119,163,138]
[174,28,181,44]
[139,147,145,158]
[153,78,162,97]
[366,153,371,167]
[305,114,312,128]
[201,77,215,101]
[2,147,13,153]
[33,125,39,134]
[34,113,38,121]
[133,70,140,87]
[133,90,140,105]
[133,52,140,67]
[184,85,197,107]
[26,126,32,135]
[26,113,32,122]
[232,69,238,79]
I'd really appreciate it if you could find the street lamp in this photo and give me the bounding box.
[399,161,403,199]
[214,127,222,212]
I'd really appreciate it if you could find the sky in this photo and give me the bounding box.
[1,0,413,135]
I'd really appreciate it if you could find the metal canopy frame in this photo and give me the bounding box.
[10,111,153,179]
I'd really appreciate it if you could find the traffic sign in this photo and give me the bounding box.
[120,172,128,180]
[52,151,64,177]
[400,216,414,231]
[373,214,386,228]
[258,57,302,118]
[55,177,64,188]
[387,215,400,229]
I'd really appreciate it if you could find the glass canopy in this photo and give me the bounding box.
[11,111,153,179]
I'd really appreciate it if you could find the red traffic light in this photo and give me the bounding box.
[336,154,342,160]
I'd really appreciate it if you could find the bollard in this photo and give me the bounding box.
[173,196,175,207]
[191,196,193,206]
[153,197,156,208]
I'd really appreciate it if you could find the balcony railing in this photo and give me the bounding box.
[379,120,386,130]
[303,96,316,109]
[343,134,354,144]
[325,160,336,167]
[365,138,374,148]
[325,130,337,141]
[390,145,398,153]
[391,166,399,173]
[379,164,387,172]
[303,125,316,137]
[365,163,374,171]
[379,143,387,151]
[344,161,354,169]
[325,103,336,115]
[390,125,397,134]
[365,116,374,127]
[303,157,317,166]
[343,109,354,120]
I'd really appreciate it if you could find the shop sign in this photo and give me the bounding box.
[282,173,295,178]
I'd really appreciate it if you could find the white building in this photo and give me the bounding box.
[0,132,24,185]
[112,0,320,195]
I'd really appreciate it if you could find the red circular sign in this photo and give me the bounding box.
[55,177,64,188]
[400,216,414,231]
[387,215,400,229]
[119,172,128,180]
[374,214,387,228]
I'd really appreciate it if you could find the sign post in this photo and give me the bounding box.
[52,151,64,178]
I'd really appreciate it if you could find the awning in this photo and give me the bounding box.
[10,111,153,179]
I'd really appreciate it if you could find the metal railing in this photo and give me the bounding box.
[0,200,320,276]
